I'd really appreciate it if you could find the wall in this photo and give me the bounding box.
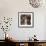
[0,0,46,40]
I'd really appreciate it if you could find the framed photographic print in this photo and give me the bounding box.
[18,12,34,28]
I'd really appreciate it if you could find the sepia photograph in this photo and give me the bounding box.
[18,12,34,28]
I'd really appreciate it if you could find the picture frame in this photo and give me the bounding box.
[18,12,34,28]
